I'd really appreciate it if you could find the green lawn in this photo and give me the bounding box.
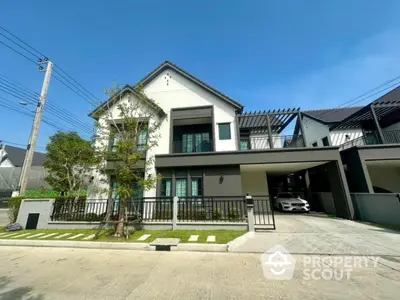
[0,228,246,244]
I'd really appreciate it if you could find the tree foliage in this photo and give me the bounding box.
[44,132,97,197]
[94,84,165,236]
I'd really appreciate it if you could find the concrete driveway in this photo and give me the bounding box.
[231,213,400,255]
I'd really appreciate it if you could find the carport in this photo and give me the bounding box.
[341,144,400,193]
[240,160,349,216]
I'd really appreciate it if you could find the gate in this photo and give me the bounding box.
[252,195,276,230]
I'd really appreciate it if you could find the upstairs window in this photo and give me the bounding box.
[322,136,330,147]
[218,123,231,140]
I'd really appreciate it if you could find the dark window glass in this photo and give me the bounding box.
[218,123,231,140]
[312,142,318,147]
[322,137,330,147]
[279,193,294,198]
[160,179,172,197]
[240,139,250,150]
[191,178,203,196]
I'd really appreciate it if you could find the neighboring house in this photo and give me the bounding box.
[295,107,364,148]
[332,87,400,194]
[88,61,355,219]
[0,145,46,168]
[0,145,48,190]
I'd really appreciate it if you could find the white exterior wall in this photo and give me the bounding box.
[330,129,363,146]
[303,116,331,147]
[88,67,239,199]
[303,116,363,147]
[143,68,238,153]
[250,133,282,149]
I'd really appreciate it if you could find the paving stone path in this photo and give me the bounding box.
[68,233,85,240]
[137,234,151,241]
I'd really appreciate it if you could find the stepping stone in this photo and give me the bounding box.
[54,233,71,239]
[27,233,46,239]
[137,234,151,241]
[39,233,58,239]
[150,238,180,246]
[1,232,20,238]
[83,234,95,240]
[68,233,85,240]
[188,235,199,242]
[11,233,31,239]
[206,235,216,242]
[0,232,9,237]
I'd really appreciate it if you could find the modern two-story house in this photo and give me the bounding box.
[87,61,354,219]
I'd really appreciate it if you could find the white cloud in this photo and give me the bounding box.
[249,29,400,110]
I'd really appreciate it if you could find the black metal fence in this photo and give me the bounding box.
[49,196,275,227]
[177,196,247,222]
[253,196,276,229]
[50,197,174,222]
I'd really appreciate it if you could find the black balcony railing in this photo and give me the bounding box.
[241,134,305,150]
[172,140,213,153]
[339,130,400,150]
[177,196,247,222]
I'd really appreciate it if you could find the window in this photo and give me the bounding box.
[312,141,318,147]
[218,123,231,140]
[175,178,187,197]
[137,129,148,151]
[160,179,172,197]
[322,136,330,147]
[240,139,250,150]
[191,178,203,196]
[110,133,121,152]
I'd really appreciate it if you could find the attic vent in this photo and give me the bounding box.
[164,72,171,86]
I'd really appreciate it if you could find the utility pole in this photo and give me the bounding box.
[18,60,53,195]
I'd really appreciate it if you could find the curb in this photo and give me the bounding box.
[227,231,254,251]
[0,239,228,252]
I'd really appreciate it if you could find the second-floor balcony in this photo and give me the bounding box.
[172,139,213,153]
[339,130,400,151]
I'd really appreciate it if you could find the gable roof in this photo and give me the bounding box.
[2,145,46,167]
[137,61,244,111]
[302,107,364,124]
[89,85,167,119]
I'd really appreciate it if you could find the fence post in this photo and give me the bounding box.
[246,194,255,232]
[172,196,178,230]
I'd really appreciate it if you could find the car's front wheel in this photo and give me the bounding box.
[279,204,284,212]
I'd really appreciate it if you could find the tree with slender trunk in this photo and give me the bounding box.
[94,84,164,237]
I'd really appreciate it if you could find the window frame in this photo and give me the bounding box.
[321,136,330,147]
[190,177,203,197]
[160,178,172,197]
[218,123,231,140]
[175,178,188,197]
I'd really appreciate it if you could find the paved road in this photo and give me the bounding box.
[0,246,399,300]
[233,213,400,255]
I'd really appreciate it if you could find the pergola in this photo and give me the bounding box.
[236,108,305,149]
[331,93,400,144]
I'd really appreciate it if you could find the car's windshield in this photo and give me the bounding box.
[278,193,294,198]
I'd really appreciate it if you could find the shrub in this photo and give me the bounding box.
[193,208,207,220]
[228,208,241,220]
[85,213,102,222]
[152,208,172,220]
[7,197,24,224]
[212,208,223,220]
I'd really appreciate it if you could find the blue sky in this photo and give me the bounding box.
[1,0,400,150]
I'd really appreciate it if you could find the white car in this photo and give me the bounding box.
[273,193,310,212]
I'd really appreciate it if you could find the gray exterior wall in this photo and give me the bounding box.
[155,147,342,168]
[351,193,400,227]
[204,166,242,196]
[341,144,400,193]
[157,166,243,197]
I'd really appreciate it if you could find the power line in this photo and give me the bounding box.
[0,30,41,60]
[0,76,93,133]
[0,25,46,58]
[53,64,99,102]
[52,70,98,106]
[0,73,40,96]
[0,40,38,65]
[310,76,400,121]
[0,139,46,150]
